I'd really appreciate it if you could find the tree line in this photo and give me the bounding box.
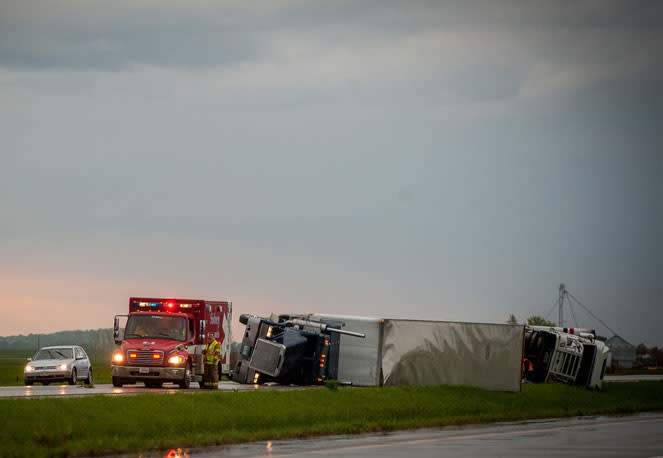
[0,329,116,353]
[635,344,663,368]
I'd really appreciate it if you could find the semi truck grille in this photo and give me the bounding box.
[127,350,164,365]
[249,339,285,377]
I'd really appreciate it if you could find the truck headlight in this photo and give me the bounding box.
[112,351,124,363]
[58,363,68,371]
[168,355,185,365]
[25,365,34,373]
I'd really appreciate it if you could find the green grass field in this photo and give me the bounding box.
[0,381,661,458]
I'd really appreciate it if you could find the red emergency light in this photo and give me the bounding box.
[129,352,137,359]
[152,354,161,360]
[130,298,202,314]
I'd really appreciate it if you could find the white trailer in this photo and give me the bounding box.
[309,314,524,392]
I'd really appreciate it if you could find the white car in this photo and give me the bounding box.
[24,345,93,386]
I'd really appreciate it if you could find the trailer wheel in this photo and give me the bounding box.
[179,362,192,389]
[112,376,123,387]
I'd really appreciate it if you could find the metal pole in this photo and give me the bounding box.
[558,283,565,327]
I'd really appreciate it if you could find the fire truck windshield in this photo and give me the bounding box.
[124,315,187,342]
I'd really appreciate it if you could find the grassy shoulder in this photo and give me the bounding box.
[1,381,662,458]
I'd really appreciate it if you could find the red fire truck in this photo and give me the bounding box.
[111,297,231,388]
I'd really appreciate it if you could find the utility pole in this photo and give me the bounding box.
[558,283,566,327]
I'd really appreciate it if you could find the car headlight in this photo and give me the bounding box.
[112,350,124,363]
[58,363,68,371]
[25,365,34,373]
[168,355,185,365]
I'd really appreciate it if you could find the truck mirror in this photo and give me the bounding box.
[113,316,121,345]
[200,321,206,343]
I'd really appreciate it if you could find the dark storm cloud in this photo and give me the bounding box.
[0,0,661,344]
[1,0,661,71]
[0,1,263,70]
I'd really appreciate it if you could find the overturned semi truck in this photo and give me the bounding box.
[523,326,610,390]
[232,313,525,392]
[230,314,365,385]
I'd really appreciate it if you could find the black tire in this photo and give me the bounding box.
[24,380,33,386]
[112,376,123,387]
[84,368,93,385]
[179,363,191,389]
[68,368,77,385]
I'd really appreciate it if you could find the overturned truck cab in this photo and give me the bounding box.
[523,326,610,390]
[230,314,365,385]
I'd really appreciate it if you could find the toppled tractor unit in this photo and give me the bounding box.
[523,326,610,390]
[230,314,365,385]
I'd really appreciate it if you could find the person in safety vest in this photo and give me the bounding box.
[202,332,220,389]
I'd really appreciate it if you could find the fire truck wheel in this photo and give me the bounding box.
[24,380,33,386]
[68,368,77,385]
[84,368,93,385]
[112,376,123,387]
[179,363,192,389]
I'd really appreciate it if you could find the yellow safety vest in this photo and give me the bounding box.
[204,339,220,365]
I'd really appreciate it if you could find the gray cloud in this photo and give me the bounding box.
[0,0,661,345]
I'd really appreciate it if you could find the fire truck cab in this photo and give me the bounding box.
[111,297,231,388]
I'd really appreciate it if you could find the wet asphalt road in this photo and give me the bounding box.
[2,375,660,399]
[186,413,663,458]
[0,381,315,398]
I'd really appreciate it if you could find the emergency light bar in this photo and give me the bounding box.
[130,299,202,314]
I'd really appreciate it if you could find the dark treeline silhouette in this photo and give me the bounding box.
[0,329,115,354]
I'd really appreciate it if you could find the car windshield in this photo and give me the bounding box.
[33,348,74,360]
[124,315,187,342]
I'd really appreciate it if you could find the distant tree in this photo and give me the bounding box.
[506,314,519,325]
[651,347,663,366]
[636,343,649,355]
[526,315,556,327]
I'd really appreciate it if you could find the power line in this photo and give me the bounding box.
[567,295,579,327]
[542,297,558,321]
[566,291,619,336]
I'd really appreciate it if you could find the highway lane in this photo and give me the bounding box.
[0,375,660,398]
[0,381,316,398]
[189,413,663,458]
[604,374,663,382]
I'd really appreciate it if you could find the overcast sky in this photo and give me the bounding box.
[1,0,661,346]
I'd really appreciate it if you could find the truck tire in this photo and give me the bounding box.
[68,368,77,385]
[84,368,93,385]
[112,376,123,387]
[24,380,33,386]
[179,363,192,389]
